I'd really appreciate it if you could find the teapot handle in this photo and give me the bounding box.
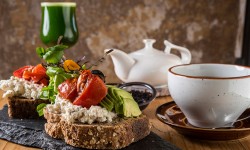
[164,40,191,64]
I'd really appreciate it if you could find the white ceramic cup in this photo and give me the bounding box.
[168,63,250,128]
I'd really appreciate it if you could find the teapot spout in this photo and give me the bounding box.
[104,49,135,81]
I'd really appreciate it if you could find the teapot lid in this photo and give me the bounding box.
[129,39,191,64]
[131,39,163,56]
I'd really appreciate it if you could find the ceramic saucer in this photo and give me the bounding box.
[156,101,250,140]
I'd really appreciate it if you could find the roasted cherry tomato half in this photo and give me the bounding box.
[58,78,78,102]
[73,74,107,108]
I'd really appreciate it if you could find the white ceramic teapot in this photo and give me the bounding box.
[105,39,191,89]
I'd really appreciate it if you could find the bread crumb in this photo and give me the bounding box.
[97,126,101,131]
[88,129,93,135]
[83,141,89,145]
[90,138,96,144]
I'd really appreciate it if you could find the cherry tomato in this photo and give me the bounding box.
[39,78,49,86]
[13,66,33,78]
[32,64,46,75]
[58,78,78,102]
[14,64,48,86]
[22,70,33,80]
[31,64,48,85]
[73,74,107,108]
[58,70,107,108]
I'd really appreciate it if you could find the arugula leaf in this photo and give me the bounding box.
[36,45,68,64]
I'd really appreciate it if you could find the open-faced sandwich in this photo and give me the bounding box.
[0,44,70,119]
[44,70,151,149]
[0,64,50,118]
[41,50,151,149]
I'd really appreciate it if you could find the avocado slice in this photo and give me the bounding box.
[103,85,141,117]
[100,97,114,111]
[100,99,112,111]
[123,98,141,117]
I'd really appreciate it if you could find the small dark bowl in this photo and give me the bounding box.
[118,82,157,110]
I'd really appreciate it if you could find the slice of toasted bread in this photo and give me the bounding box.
[44,108,151,149]
[7,97,50,119]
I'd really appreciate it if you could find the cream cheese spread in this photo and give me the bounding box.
[46,96,117,124]
[0,76,43,99]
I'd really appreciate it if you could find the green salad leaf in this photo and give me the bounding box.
[37,103,48,117]
[36,45,68,64]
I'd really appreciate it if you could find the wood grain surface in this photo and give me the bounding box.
[0,96,250,150]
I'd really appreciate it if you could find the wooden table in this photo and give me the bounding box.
[1,96,250,150]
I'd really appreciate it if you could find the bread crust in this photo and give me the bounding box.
[7,97,50,119]
[44,108,151,149]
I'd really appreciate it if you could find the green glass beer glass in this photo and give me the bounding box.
[40,2,78,47]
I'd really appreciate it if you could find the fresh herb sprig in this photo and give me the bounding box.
[36,44,77,116]
[36,45,68,64]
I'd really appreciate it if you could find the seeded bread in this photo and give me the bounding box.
[7,97,50,119]
[44,108,151,149]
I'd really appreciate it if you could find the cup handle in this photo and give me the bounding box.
[164,40,191,64]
